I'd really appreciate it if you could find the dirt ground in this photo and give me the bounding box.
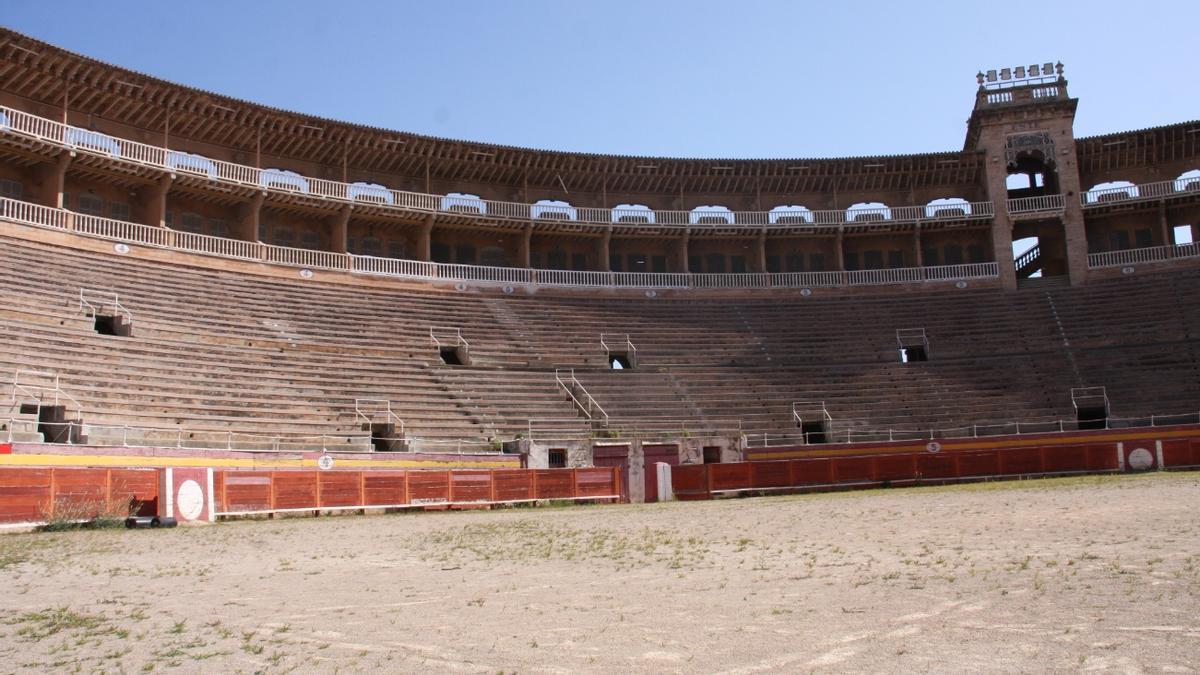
[1,472,1198,674]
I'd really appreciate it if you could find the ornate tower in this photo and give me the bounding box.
[965,63,1086,288]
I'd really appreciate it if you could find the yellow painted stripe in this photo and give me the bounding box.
[0,454,520,470]
[747,428,1198,461]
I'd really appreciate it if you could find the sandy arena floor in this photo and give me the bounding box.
[1,472,1198,673]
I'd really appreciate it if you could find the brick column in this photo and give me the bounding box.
[597,227,611,271]
[237,192,264,242]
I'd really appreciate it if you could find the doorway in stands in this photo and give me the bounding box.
[643,443,680,503]
[592,444,630,503]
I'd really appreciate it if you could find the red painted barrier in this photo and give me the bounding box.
[213,467,621,516]
[674,433,1194,500]
[0,467,158,524]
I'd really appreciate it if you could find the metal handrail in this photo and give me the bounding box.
[600,333,637,357]
[11,369,83,415]
[353,398,406,435]
[554,369,609,426]
[79,288,133,326]
[429,327,468,350]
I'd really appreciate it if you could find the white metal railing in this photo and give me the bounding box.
[0,196,1004,290]
[429,326,469,351]
[1088,242,1200,269]
[10,369,83,416]
[0,105,999,231]
[1007,194,1066,215]
[554,369,609,427]
[600,333,637,363]
[354,398,406,436]
[1082,178,1200,207]
[79,288,133,326]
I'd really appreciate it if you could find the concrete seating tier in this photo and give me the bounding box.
[1,230,1198,450]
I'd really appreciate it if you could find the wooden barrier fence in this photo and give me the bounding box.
[672,440,1200,500]
[0,467,159,524]
[0,466,622,524]
[213,467,621,515]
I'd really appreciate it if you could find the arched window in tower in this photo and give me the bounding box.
[846,202,891,223]
[611,203,655,224]
[441,192,487,214]
[769,205,814,224]
[532,199,577,221]
[1085,181,1138,204]
[925,197,972,219]
[1177,169,1200,192]
[690,205,733,225]
[1004,134,1059,198]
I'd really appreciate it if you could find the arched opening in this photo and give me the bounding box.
[260,168,309,194]
[611,203,655,224]
[846,202,891,223]
[1006,153,1058,198]
[769,205,814,224]
[348,181,394,205]
[925,197,971,219]
[1013,236,1041,279]
[1085,181,1138,204]
[441,192,486,214]
[532,199,577,221]
[690,205,734,225]
[1177,169,1200,192]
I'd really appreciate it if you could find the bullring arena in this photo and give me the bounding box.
[0,23,1198,672]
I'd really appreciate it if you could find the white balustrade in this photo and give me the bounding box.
[1088,243,1200,269]
[1007,194,1065,214]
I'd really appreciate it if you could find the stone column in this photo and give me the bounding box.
[835,227,845,271]
[597,227,611,271]
[143,174,173,227]
[237,192,264,242]
[416,214,434,262]
[1159,202,1171,246]
[328,205,351,253]
[519,223,532,268]
[676,230,690,273]
[37,152,72,208]
[913,223,923,267]
[755,229,767,273]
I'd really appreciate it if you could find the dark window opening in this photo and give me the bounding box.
[609,354,632,370]
[571,253,588,271]
[809,253,825,272]
[944,244,964,265]
[887,250,905,269]
[651,255,667,273]
[92,314,126,337]
[900,345,928,363]
[609,253,623,272]
[864,250,884,270]
[785,253,804,273]
[706,253,726,274]
[766,255,782,273]
[548,448,567,468]
[627,254,647,273]
[547,247,567,269]
[702,446,721,464]
[368,422,402,452]
[1134,228,1153,248]
[967,244,985,264]
[800,420,827,445]
[923,247,940,266]
[455,244,477,265]
[730,255,747,273]
[1076,405,1107,431]
[844,251,860,271]
[439,346,464,365]
[1110,230,1131,251]
[35,405,78,444]
[431,242,452,263]
[688,256,702,273]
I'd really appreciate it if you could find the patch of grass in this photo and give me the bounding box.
[8,606,115,642]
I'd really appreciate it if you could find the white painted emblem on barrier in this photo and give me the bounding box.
[114,243,130,254]
[299,268,314,279]
[502,285,515,294]
[645,290,657,298]
[926,441,942,453]
[800,288,812,296]
[956,281,968,289]
[317,454,335,471]
[176,480,204,521]
[1121,266,1135,275]
[1127,447,1153,471]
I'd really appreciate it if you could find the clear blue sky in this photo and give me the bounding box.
[3,0,1196,159]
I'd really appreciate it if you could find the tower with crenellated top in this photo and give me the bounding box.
[965,62,1086,288]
